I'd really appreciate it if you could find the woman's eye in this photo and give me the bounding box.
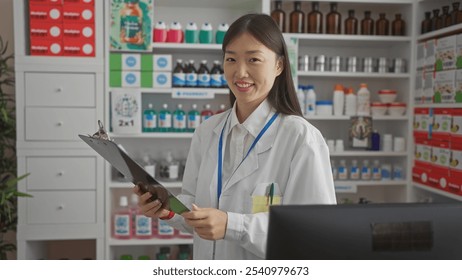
[225,57,235,62]
[249,58,260,62]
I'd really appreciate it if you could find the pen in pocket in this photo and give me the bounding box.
[266,183,274,206]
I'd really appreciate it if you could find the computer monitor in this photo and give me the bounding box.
[266,203,462,260]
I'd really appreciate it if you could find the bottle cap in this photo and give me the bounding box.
[360,83,367,87]
[186,22,197,30]
[155,21,166,29]
[119,196,128,207]
[334,84,343,91]
[130,193,138,205]
[217,23,229,31]
[201,22,213,30]
[170,22,182,30]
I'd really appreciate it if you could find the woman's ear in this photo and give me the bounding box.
[276,58,284,76]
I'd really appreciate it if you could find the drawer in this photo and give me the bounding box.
[25,72,95,107]
[25,107,96,141]
[27,191,96,224]
[26,157,96,191]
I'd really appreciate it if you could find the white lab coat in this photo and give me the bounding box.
[168,101,337,260]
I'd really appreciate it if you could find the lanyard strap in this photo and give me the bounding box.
[217,112,279,200]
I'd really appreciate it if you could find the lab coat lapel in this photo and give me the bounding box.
[222,115,280,194]
[208,115,229,207]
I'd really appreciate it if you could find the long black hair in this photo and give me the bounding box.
[222,13,303,117]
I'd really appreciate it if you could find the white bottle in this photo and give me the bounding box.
[113,196,131,239]
[297,85,305,115]
[360,159,372,180]
[344,87,357,116]
[338,159,348,180]
[142,154,156,178]
[331,159,338,180]
[305,85,317,116]
[333,84,345,116]
[372,159,382,180]
[356,83,371,116]
[350,159,360,180]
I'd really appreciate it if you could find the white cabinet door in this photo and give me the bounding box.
[25,107,96,141]
[27,191,96,224]
[26,157,97,190]
[25,72,96,107]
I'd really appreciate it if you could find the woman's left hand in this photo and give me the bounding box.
[182,204,228,240]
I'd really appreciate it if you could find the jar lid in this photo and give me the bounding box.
[378,89,396,94]
[389,102,406,107]
[371,102,387,107]
[316,100,333,105]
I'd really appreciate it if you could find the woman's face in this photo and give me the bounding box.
[223,32,283,107]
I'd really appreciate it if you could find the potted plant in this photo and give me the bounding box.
[0,35,30,260]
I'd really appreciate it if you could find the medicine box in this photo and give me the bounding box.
[62,4,95,23]
[416,42,425,71]
[63,0,95,5]
[415,69,424,104]
[455,69,462,103]
[62,38,95,56]
[434,70,455,103]
[425,39,436,72]
[423,70,434,104]
[153,55,172,71]
[62,23,95,41]
[111,90,141,134]
[29,0,62,6]
[29,21,63,41]
[110,71,141,88]
[432,108,452,141]
[29,4,63,24]
[29,39,63,56]
[435,35,456,71]
[457,34,462,69]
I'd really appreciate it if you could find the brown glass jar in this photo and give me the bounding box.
[376,13,389,35]
[421,11,432,34]
[307,1,323,34]
[391,13,405,36]
[344,9,358,35]
[271,0,286,33]
[290,1,305,33]
[326,2,341,34]
[431,9,443,31]
[361,11,374,35]
[442,6,452,27]
[452,2,462,24]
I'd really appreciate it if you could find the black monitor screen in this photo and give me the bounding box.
[266,203,462,260]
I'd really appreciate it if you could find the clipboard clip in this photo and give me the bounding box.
[90,120,110,141]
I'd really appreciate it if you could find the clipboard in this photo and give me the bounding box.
[79,133,189,215]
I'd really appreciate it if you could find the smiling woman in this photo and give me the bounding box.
[134,13,337,260]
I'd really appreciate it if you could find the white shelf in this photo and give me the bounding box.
[288,33,411,47]
[110,132,193,139]
[335,180,407,193]
[305,115,408,120]
[108,238,193,246]
[413,182,462,201]
[413,103,462,108]
[152,42,222,50]
[417,23,462,42]
[110,181,182,189]
[297,71,410,78]
[330,151,408,157]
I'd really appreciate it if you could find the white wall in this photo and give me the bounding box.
[0,0,16,260]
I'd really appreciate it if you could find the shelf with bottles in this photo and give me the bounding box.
[414,103,462,108]
[297,71,410,78]
[287,33,412,47]
[418,0,462,41]
[108,237,193,246]
[335,180,408,187]
[109,181,182,189]
[305,115,408,120]
[329,151,408,157]
[413,182,462,202]
[152,42,222,51]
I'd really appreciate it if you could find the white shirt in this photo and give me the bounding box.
[168,99,337,260]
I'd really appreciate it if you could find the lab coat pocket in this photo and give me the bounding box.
[251,183,282,214]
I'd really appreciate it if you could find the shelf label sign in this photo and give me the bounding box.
[335,185,357,193]
[172,89,215,99]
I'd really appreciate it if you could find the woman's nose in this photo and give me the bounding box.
[235,62,249,78]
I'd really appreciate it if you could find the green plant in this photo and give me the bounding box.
[0,35,30,260]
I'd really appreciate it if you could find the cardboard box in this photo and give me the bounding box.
[455,69,462,102]
[111,90,141,134]
[435,35,457,71]
[109,53,156,71]
[153,54,172,71]
[448,169,462,195]
[153,71,172,88]
[62,4,95,23]
[29,38,63,56]
[451,108,462,138]
[62,38,94,56]
[423,70,434,104]
[109,0,153,51]
[434,70,455,103]
[63,0,94,5]
[450,138,462,171]
[110,71,141,88]
[432,108,452,141]
[29,21,62,40]
[412,165,433,187]
[413,108,431,139]
[415,69,424,104]
[416,42,425,71]
[456,34,462,69]
[29,0,62,6]
[424,39,436,72]
[414,137,432,167]
[29,3,63,23]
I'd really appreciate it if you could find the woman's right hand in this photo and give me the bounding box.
[132,184,171,219]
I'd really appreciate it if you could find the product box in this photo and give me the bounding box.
[412,165,432,187]
[29,0,62,5]
[456,34,462,69]
[423,70,434,104]
[424,39,436,72]
[433,70,455,103]
[62,38,94,56]
[432,108,452,141]
[63,0,94,5]
[62,23,95,41]
[454,69,462,102]
[109,53,155,71]
[153,54,172,71]
[448,169,462,195]
[29,3,63,23]
[450,139,462,171]
[413,108,431,139]
[428,139,451,190]
[29,39,63,56]
[415,69,424,104]
[435,35,457,71]
[451,108,462,139]
[153,71,172,88]
[416,42,425,71]
[109,0,153,51]
[110,71,141,88]
[111,89,141,134]
[62,4,95,23]
[29,21,63,40]
[414,137,432,167]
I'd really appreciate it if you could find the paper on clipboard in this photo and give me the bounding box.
[78,123,189,214]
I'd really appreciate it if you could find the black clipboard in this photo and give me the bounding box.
[79,134,189,214]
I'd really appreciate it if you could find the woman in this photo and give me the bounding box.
[134,13,336,260]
